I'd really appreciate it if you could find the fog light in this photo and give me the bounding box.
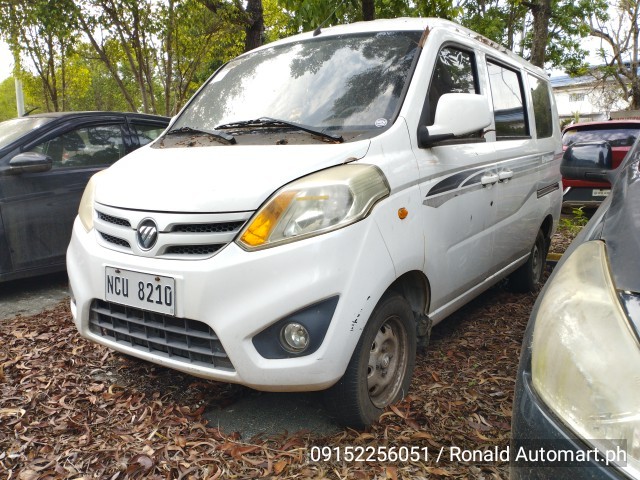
[281,323,310,353]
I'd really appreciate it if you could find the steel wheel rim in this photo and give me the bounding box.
[366,315,409,409]
[532,241,543,281]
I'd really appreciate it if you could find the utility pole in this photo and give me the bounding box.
[15,77,24,116]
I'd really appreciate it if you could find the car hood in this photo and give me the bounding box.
[95,142,370,212]
[600,156,640,293]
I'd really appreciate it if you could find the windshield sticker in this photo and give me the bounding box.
[375,118,388,128]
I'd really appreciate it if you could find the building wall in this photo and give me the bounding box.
[551,76,629,123]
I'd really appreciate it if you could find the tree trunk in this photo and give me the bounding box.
[362,0,375,21]
[164,0,175,116]
[631,7,640,108]
[528,0,552,68]
[244,0,263,52]
[77,15,138,112]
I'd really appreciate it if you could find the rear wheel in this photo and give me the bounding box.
[509,229,548,293]
[324,294,416,429]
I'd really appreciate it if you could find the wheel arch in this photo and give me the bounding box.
[540,214,554,244]
[384,270,432,349]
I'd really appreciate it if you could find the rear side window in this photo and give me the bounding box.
[528,75,553,139]
[132,123,166,146]
[427,47,478,126]
[562,127,640,147]
[487,61,528,139]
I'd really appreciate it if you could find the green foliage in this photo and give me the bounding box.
[277,0,460,31]
[0,0,617,113]
[519,0,609,70]
[0,77,17,121]
[559,207,590,235]
[460,0,526,49]
[414,0,461,19]
[263,0,297,41]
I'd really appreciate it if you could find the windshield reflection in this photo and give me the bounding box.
[173,31,422,140]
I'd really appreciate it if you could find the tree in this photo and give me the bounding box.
[519,0,609,69]
[277,0,448,32]
[591,0,640,109]
[460,0,526,49]
[200,0,265,51]
[0,0,79,111]
[73,0,163,113]
[0,77,17,120]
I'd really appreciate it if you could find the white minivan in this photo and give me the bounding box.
[67,18,562,428]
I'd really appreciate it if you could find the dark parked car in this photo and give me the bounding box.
[562,120,640,206]
[511,139,640,478]
[0,111,169,282]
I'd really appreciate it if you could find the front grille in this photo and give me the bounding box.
[89,300,233,371]
[98,211,132,227]
[171,222,244,233]
[101,233,130,248]
[94,205,252,259]
[166,245,222,256]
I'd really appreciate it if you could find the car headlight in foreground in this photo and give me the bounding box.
[237,164,389,250]
[78,171,106,232]
[531,240,640,478]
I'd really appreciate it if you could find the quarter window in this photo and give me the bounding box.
[487,61,528,139]
[529,75,553,139]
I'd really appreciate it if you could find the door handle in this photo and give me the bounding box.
[481,173,499,187]
[498,169,513,182]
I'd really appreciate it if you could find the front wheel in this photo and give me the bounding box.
[324,294,416,429]
[509,229,548,293]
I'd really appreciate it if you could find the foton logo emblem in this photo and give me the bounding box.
[137,219,159,250]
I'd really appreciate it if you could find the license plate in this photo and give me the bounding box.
[105,267,175,315]
[592,189,610,197]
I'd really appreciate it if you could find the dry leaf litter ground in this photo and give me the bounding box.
[0,222,581,480]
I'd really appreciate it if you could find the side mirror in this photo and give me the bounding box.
[561,141,613,183]
[8,152,53,174]
[418,93,492,148]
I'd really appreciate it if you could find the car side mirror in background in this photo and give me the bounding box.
[6,152,53,175]
[561,141,614,183]
[418,93,492,148]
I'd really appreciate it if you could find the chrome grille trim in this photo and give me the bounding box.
[166,245,222,256]
[100,232,131,248]
[89,300,234,371]
[97,211,131,227]
[93,204,252,259]
[171,222,244,234]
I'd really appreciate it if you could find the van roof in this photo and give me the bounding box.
[251,17,546,77]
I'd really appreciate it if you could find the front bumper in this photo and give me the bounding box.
[562,186,610,208]
[67,214,396,391]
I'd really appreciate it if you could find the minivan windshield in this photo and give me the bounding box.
[172,31,422,141]
[0,117,53,150]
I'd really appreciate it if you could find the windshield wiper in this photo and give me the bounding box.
[216,117,343,143]
[166,126,236,145]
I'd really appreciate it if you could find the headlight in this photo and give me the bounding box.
[237,164,389,250]
[531,240,640,477]
[78,172,104,232]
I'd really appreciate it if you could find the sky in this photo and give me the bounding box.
[0,41,13,82]
[2,41,18,117]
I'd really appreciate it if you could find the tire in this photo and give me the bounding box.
[509,229,548,293]
[324,294,416,429]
